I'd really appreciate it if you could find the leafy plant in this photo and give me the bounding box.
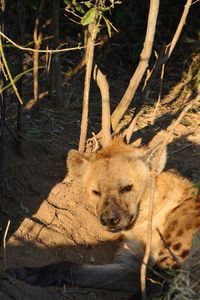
[64,0,121,37]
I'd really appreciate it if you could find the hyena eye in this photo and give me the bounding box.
[92,190,101,196]
[120,184,133,193]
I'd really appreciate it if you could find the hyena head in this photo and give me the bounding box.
[67,138,167,233]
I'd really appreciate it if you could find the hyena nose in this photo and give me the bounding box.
[100,212,120,226]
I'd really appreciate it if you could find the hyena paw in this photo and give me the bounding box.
[6,261,78,287]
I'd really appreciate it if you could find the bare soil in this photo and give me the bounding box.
[0,71,200,300]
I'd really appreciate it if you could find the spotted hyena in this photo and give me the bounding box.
[7,138,200,294]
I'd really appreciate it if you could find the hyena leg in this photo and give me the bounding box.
[6,254,141,293]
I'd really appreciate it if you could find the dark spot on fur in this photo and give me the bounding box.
[194,205,200,211]
[165,233,171,240]
[158,256,168,264]
[185,223,192,230]
[181,249,189,259]
[184,196,193,202]
[167,241,172,247]
[194,222,200,229]
[196,194,200,202]
[168,220,178,230]
[172,243,182,251]
[170,205,182,214]
[164,262,171,269]
[173,262,180,269]
[176,229,183,237]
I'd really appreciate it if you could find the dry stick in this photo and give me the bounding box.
[0,31,101,54]
[126,0,193,142]
[65,56,86,80]
[3,219,11,269]
[141,0,193,106]
[124,113,140,144]
[0,41,23,104]
[192,0,200,4]
[33,0,44,104]
[49,0,63,107]
[167,0,193,58]
[33,18,42,102]
[156,228,181,266]
[78,16,99,152]
[111,0,160,131]
[93,65,111,147]
[25,91,49,110]
[150,62,166,124]
[140,93,200,300]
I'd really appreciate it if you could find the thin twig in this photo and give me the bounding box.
[0,41,23,104]
[167,0,193,58]
[24,91,49,110]
[192,0,200,4]
[157,228,181,266]
[141,171,156,300]
[33,18,42,102]
[150,62,166,124]
[0,31,101,54]
[3,219,11,269]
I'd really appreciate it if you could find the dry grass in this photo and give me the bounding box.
[153,268,196,300]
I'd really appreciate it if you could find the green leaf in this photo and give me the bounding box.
[195,182,200,190]
[72,0,85,14]
[81,7,97,26]
[103,16,112,38]
[82,1,92,8]
[64,0,70,5]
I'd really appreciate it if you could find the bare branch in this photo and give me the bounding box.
[33,0,44,102]
[167,0,193,58]
[150,62,166,124]
[124,114,140,143]
[0,41,23,104]
[3,219,11,269]
[49,0,63,106]
[78,15,99,152]
[111,0,160,131]
[156,228,181,266]
[0,31,101,54]
[141,0,193,106]
[125,0,193,142]
[93,65,111,147]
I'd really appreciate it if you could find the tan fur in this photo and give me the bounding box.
[67,137,200,270]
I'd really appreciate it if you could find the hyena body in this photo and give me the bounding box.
[7,138,200,294]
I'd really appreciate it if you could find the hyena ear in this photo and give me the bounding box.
[67,150,90,179]
[143,143,167,175]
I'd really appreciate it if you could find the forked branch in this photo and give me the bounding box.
[125,0,193,141]
[93,65,111,147]
[141,0,193,106]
